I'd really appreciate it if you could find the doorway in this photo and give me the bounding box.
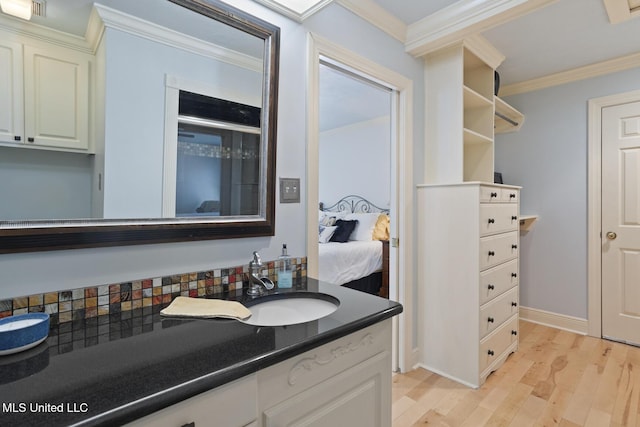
[306,33,416,372]
[588,90,640,342]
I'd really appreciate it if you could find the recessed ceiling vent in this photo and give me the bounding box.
[31,0,45,17]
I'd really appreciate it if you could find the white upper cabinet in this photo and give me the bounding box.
[0,40,23,145]
[0,35,91,152]
[23,44,90,151]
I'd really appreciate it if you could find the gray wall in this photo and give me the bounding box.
[495,66,640,319]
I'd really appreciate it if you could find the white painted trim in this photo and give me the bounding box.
[252,0,333,22]
[335,0,407,43]
[463,34,505,70]
[603,0,632,24]
[89,3,262,72]
[501,52,640,96]
[306,32,415,373]
[520,306,588,335]
[404,0,557,57]
[587,89,640,338]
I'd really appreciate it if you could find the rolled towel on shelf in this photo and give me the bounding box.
[160,296,251,320]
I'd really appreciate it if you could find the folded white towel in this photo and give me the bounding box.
[160,296,251,320]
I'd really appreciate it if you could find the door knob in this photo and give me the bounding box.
[606,231,617,240]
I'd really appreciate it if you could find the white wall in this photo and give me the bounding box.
[319,116,391,208]
[495,66,640,320]
[0,0,424,300]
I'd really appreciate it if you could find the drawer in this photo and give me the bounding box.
[479,204,519,236]
[480,287,519,338]
[479,315,518,373]
[500,188,519,203]
[480,231,519,270]
[127,375,258,427]
[479,186,502,203]
[480,259,518,305]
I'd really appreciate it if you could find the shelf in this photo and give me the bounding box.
[464,128,493,145]
[519,215,538,231]
[464,86,493,109]
[495,97,524,134]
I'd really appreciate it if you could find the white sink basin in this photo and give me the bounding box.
[242,293,339,326]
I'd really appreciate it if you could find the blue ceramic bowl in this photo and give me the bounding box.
[0,313,50,356]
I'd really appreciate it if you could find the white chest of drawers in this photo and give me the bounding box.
[416,182,520,388]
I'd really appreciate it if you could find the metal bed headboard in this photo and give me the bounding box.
[319,195,389,214]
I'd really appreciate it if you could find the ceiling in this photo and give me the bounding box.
[4,0,640,130]
[16,0,640,87]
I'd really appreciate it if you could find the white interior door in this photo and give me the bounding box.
[602,100,640,345]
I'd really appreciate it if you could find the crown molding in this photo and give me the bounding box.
[88,3,262,72]
[405,0,557,57]
[500,51,640,96]
[463,34,504,69]
[0,13,92,53]
[252,0,333,22]
[335,0,406,43]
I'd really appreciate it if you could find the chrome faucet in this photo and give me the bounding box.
[247,251,275,295]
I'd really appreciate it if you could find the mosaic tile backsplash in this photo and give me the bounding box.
[0,257,307,326]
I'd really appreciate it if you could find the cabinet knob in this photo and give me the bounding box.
[511,272,517,278]
[510,193,516,199]
[14,136,21,141]
[28,137,34,143]
[511,302,518,307]
[490,192,498,198]
[488,251,495,256]
[511,330,518,336]
[512,244,518,249]
[488,350,495,356]
[487,317,494,323]
[488,218,495,224]
[487,284,495,290]
[512,216,518,221]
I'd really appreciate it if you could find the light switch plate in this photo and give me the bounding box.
[279,177,300,203]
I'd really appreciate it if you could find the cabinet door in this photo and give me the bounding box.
[263,351,391,427]
[0,40,23,144]
[23,45,89,150]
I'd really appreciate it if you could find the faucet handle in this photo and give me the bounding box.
[251,251,262,268]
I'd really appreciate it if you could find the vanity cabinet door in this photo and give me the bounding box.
[262,351,390,427]
[23,44,90,151]
[126,375,258,427]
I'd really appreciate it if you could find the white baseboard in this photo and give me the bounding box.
[519,306,588,335]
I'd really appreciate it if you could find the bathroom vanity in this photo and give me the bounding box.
[0,279,401,426]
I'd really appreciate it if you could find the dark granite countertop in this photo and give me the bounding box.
[0,278,402,426]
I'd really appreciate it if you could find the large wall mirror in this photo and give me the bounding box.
[0,0,279,253]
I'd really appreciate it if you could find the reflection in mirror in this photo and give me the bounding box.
[174,92,262,217]
[0,0,279,252]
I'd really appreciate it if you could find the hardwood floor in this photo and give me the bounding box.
[392,320,640,427]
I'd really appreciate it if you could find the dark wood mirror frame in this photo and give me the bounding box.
[0,0,280,254]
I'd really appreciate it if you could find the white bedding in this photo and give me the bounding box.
[318,240,382,286]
